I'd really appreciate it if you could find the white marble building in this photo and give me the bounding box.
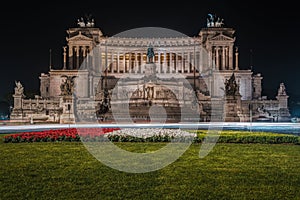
[10,16,291,123]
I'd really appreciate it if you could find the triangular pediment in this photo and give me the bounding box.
[210,33,234,41]
[67,32,93,41]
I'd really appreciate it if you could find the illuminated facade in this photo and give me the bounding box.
[10,16,291,123]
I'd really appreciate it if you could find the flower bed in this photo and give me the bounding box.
[3,128,119,143]
[3,128,196,143]
[107,128,196,142]
[3,128,300,144]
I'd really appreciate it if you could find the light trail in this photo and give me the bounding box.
[0,122,299,134]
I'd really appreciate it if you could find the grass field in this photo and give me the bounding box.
[1,133,300,199]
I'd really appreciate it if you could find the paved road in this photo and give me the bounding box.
[0,122,299,134]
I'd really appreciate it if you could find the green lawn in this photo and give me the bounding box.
[1,135,300,199]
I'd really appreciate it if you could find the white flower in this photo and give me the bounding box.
[108,128,196,139]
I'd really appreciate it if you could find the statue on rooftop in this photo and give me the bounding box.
[77,15,95,28]
[207,14,215,27]
[215,17,224,27]
[14,80,24,95]
[86,18,95,27]
[277,83,287,96]
[207,14,224,28]
[77,17,86,27]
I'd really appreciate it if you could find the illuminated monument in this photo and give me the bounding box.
[10,15,291,123]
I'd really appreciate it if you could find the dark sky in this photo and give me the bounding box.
[0,1,299,104]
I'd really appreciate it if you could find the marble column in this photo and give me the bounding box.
[215,47,220,70]
[208,47,213,70]
[199,49,202,73]
[235,47,239,70]
[225,47,228,70]
[169,52,173,73]
[63,46,67,70]
[139,53,141,73]
[104,45,107,74]
[87,47,90,69]
[138,53,141,73]
[117,52,120,73]
[187,51,191,73]
[99,46,103,73]
[123,53,126,73]
[129,53,132,73]
[175,52,179,73]
[229,46,233,70]
[158,52,161,73]
[222,46,226,70]
[82,46,86,58]
[193,50,196,73]
[87,47,93,70]
[68,46,73,69]
[111,52,114,73]
[76,46,80,69]
[82,46,87,69]
[181,52,184,73]
[164,52,167,73]
[126,56,130,73]
[134,53,138,73]
[211,48,215,69]
[89,76,93,96]
[142,52,146,65]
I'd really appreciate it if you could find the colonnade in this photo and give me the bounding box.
[211,45,239,70]
[62,45,239,73]
[63,45,92,70]
[101,51,204,74]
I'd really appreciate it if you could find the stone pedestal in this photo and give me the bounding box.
[10,94,25,121]
[276,83,291,122]
[224,95,240,122]
[276,95,291,122]
[59,95,75,124]
[144,63,156,76]
[13,94,23,109]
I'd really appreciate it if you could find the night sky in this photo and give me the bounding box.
[0,1,299,114]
